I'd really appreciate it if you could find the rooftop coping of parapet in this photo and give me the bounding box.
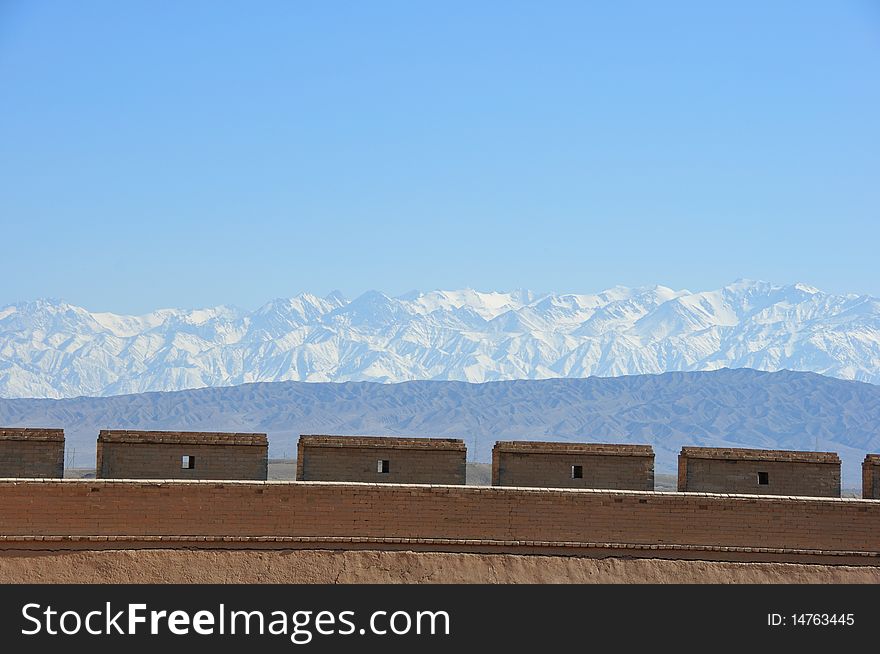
[0,427,65,442]
[0,477,873,503]
[98,430,267,446]
[680,446,840,464]
[864,454,880,465]
[298,434,467,451]
[493,441,653,456]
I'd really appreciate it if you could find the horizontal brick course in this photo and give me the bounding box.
[0,480,877,563]
[680,447,840,464]
[494,441,653,456]
[98,430,267,446]
[298,435,465,451]
[0,427,64,442]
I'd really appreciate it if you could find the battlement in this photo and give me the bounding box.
[678,446,841,497]
[863,454,880,499]
[492,440,654,490]
[1,425,879,565]
[97,429,268,480]
[297,434,466,484]
[0,427,65,478]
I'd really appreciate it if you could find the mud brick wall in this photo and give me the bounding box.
[864,455,880,499]
[0,428,64,478]
[492,442,654,490]
[1,480,879,556]
[297,435,467,484]
[96,430,267,480]
[678,447,840,497]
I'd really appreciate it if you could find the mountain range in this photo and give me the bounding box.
[0,368,877,485]
[2,280,879,399]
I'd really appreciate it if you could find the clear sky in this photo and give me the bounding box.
[1,1,878,313]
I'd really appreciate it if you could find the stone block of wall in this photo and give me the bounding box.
[863,455,880,499]
[296,435,466,484]
[678,447,841,497]
[492,441,654,490]
[0,428,65,478]
[96,430,267,480]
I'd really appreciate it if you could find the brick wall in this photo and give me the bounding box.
[96,430,267,480]
[678,447,840,497]
[492,441,654,490]
[0,428,64,478]
[864,455,880,500]
[0,480,878,560]
[296,435,466,484]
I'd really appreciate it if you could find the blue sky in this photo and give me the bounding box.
[1,1,878,313]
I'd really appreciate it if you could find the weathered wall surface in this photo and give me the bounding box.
[2,549,879,584]
[297,436,466,484]
[0,428,64,478]
[96,431,267,480]
[678,448,840,497]
[0,480,878,565]
[492,442,653,490]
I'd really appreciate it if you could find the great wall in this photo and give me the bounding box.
[2,427,880,583]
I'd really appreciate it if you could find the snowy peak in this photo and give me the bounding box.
[402,289,541,321]
[1,281,879,398]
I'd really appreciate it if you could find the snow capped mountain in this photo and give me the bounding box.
[1,280,879,399]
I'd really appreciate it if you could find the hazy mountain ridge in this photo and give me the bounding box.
[1,368,877,485]
[2,280,880,399]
